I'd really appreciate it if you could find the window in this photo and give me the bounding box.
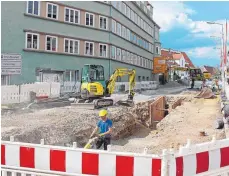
[130,53,134,64]
[136,1,141,6]
[85,42,94,56]
[26,33,39,49]
[65,8,80,24]
[117,23,121,36]
[130,32,133,42]
[1,75,10,85]
[133,34,137,43]
[47,3,58,19]
[85,12,94,27]
[126,29,130,40]
[131,10,134,21]
[100,16,108,30]
[111,46,116,59]
[116,1,121,11]
[134,13,137,24]
[122,26,126,38]
[127,6,130,18]
[146,77,149,81]
[138,16,141,26]
[126,51,130,63]
[141,19,143,29]
[99,44,108,57]
[134,55,138,65]
[149,43,152,52]
[46,35,57,51]
[64,39,79,54]
[122,50,126,62]
[27,1,39,15]
[137,56,141,66]
[141,57,144,67]
[156,46,159,54]
[117,48,121,61]
[65,70,79,82]
[122,2,126,15]
[143,21,146,31]
[112,20,116,33]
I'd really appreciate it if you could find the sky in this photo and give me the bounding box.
[150,1,229,67]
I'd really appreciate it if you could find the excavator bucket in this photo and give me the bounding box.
[115,99,134,107]
[195,87,216,99]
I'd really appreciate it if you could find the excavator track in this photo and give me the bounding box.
[71,98,113,109]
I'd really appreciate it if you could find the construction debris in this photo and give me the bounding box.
[195,87,216,99]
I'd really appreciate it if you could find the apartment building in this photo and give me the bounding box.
[1,1,161,85]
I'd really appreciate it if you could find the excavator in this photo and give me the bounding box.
[70,64,136,109]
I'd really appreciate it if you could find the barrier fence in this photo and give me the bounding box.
[1,81,159,105]
[1,136,229,176]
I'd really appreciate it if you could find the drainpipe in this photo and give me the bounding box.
[109,3,112,78]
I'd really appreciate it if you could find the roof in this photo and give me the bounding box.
[203,65,216,75]
[161,49,195,68]
[181,52,195,68]
[173,53,183,60]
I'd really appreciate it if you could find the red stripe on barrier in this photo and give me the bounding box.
[176,157,183,176]
[152,159,161,176]
[20,147,35,168]
[82,153,99,175]
[1,145,5,165]
[116,156,134,176]
[220,147,229,167]
[196,151,209,174]
[50,150,66,172]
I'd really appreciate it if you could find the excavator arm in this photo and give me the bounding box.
[106,68,136,101]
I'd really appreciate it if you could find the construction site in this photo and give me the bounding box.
[1,82,225,155]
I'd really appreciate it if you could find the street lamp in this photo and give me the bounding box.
[207,21,226,92]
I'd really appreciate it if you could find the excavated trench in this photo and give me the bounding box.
[1,94,193,148]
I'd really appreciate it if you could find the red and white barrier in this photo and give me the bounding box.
[1,137,229,176]
[1,141,161,176]
[167,138,229,176]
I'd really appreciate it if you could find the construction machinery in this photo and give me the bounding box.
[188,68,204,81]
[70,64,136,109]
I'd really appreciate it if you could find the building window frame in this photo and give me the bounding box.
[46,3,58,20]
[122,26,126,38]
[64,7,80,24]
[27,1,40,16]
[64,38,79,54]
[121,2,126,15]
[126,6,130,19]
[25,32,39,50]
[111,46,116,59]
[45,35,58,52]
[84,41,94,56]
[117,48,122,61]
[117,23,121,36]
[99,43,108,57]
[85,12,95,27]
[112,19,116,33]
[122,50,126,62]
[99,16,108,30]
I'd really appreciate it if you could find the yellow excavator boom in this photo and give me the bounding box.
[106,68,136,97]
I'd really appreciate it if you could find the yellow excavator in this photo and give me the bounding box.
[70,64,136,109]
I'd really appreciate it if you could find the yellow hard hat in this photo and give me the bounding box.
[99,109,108,117]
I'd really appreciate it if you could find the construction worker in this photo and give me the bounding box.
[90,109,113,150]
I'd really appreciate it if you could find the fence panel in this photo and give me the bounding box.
[1,85,20,104]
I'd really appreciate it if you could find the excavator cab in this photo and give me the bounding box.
[81,64,106,87]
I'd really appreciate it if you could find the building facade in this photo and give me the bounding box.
[1,1,161,85]
[161,48,195,81]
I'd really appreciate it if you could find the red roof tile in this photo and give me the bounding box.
[181,52,195,68]
[203,66,216,75]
